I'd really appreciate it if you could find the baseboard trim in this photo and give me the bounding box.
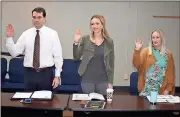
[113,86,180,93]
[113,86,129,91]
[176,87,180,92]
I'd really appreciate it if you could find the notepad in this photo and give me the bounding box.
[11,92,33,99]
[31,90,52,100]
[72,93,105,101]
[72,94,90,100]
[11,90,53,100]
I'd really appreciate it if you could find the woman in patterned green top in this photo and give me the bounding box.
[135,29,174,96]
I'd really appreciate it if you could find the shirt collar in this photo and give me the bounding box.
[34,25,46,33]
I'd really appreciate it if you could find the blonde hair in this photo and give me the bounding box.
[148,29,166,56]
[89,15,109,40]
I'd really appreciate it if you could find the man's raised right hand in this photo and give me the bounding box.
[6,24,15,38]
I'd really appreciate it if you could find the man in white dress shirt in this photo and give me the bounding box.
[6,7,63,91]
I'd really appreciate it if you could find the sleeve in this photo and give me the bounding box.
[132,48,148,92]
[108,40,114,84]
[165,52,175,93]
[6,32,26,57]
[132,48,147,71]
[73,36,85,60]
[52,31,63,77]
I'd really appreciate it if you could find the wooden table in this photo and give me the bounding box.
[1,92,70,117]
[68,94,180,117]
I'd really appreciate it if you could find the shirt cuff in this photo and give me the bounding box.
[134,48,141,51]
[6,37,14,43]
[55,68,61,77]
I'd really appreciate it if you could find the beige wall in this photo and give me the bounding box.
[1,1,180,86]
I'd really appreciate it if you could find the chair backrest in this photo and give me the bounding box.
[61,59,82,85]
[8,58,24,83]
[1,58,7,82]
[130,72,139,95]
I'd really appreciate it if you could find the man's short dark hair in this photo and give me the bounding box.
[32,7,46,17]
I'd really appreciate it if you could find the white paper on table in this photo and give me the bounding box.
[147,96,167,102]
[158,95,173,99]
[31,90,52,99]
[72,93,105,101]
[12,92,33,99]
[89,92,105,100]
[166,96,180,103]
[72,94,90,100]
[147,95,180,103]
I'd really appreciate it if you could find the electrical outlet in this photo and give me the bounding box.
[124,73,129,80]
